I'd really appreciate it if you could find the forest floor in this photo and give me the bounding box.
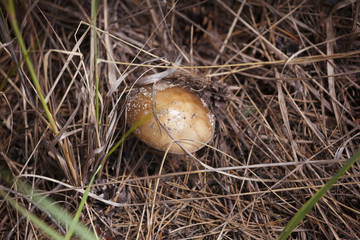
[1,0,360,239]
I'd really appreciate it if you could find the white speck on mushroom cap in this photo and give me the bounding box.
[126,83,215,154]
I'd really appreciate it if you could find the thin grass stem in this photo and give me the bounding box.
[279,148,360,239]
[5,0,58,135]
[91,0,100,128]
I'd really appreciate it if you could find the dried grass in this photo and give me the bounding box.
[1,0,360,239]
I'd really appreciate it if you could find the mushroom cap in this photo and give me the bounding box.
[126,83,215,154]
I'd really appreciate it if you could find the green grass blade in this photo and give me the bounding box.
[0,188,64,240]
[19,182,97,240]
[91,0,100,127]
[5,0,58,134]
[105,112,154,159]
[278,148,360,239]
[98,111,155,177]
[0,166,97,240]
[65,165,101,240]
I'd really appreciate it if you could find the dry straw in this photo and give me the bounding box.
[1,0,360,239]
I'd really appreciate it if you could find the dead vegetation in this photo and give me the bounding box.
[1,0,360,239]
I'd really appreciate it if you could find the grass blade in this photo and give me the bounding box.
[4,0,58,135]
[91,0,100,127]
[5,0,80,185]
[0,166,97,240]
[0,188,64,240]
[279,148,360,239]
[98,111,155,177]
[65,165,101,240]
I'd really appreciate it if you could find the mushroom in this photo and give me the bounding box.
[126,82,215,154]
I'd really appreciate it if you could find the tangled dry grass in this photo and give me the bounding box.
[1,0,360,239]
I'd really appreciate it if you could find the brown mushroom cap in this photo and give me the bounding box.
[126,83,215,154]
